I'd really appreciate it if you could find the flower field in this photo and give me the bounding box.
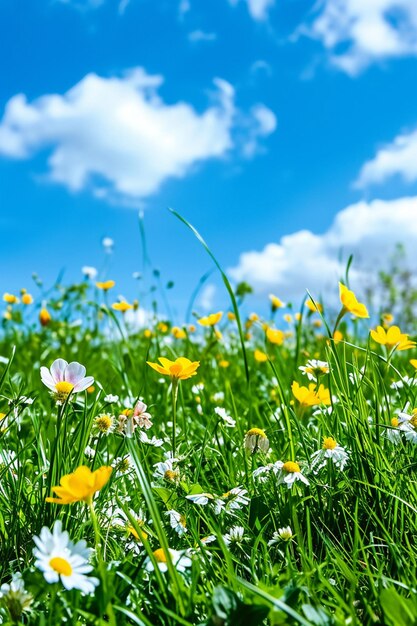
[1,236,417,625]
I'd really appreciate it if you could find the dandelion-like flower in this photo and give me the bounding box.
[147,357,200,381]
[223,526,245,546]
[46,465,112,505]
[299,360,329,381]
[33,521,99,594]
[311,437,349,471]
[268,526,294,545]
[244,428,269,453]
[166,510,187,536]
[0,574,33,621]
[40,359,94,403]
[275,461,309,489]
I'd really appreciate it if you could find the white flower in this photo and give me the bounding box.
[153,458,180,483]
[0,573,33,618]
[214,407,236,428]
[145,548,192,573]
[213,391,224,402]
[82,266,98,280]
[166,510,187,536]
[310,438,349,471]
[84,445,95,458]
[252,464,273,482]
[104,394,119,403]
[186,493,214,506]
[138,431,164,446]
[102,237,114,252]
[268,526,293,545]
[223,526,245,546]
[117,401,153,438]
[40,359,94,401]
[274,461,309,489]
[390,376,417,390]
[299,360,329,381]
[222,487,249,511]
[33,521,99,594]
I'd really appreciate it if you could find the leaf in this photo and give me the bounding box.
[380,588,417,626]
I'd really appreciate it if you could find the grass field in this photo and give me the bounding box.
[1,228,417,625]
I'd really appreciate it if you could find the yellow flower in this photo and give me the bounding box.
[284,314,293,324]
[295,313,301,322]
[254,349,268,363]
[306,298,323,313]
[410,359,417,369]
[244,428,269,453]
[282,461,301,473]
[22,293,33,305]
[249,313,259,322]
[112,301,133,312]
[198,312,223,327]
[157,322,168,333]
[96,280,115,291]
[39,308,51,327]
[144,329,153,339]
[382,312,394,327]
[266,327,285,345]
[3,293,19,304]
[188,324,196,333]
[370,325,416,351]
[269,294,284,311]
[46,465,112,505]
[219,359,229,368]
[333,330,343,344]
[316,384,331,405]
[292,382,330,407]
[339,283,369,318]
[322,437,337,450]
[147,357,200,381]
[172,326,186,339]
[227,312,236,321]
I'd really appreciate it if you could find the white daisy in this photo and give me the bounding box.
[223,526,245,546]
[165,510,187,536]
[274,461,309,489]
[145,548,192,573]
[214,407,236,428]
[33,521,99,594]
[299,359,329,381]
[310,437,349,471]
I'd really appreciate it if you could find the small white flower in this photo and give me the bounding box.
[222,487,249,511]
[84,445,95,458]
[310,438,349,472]
[213,391,224,402]
[214,407,236,428]
[274,461,310,489]
[268,526,294,545]
[390,376,417,390]
[166,510,187,536]
[299,360,329,381]
[186,493,214,506]
[153,458,180,483]
[139,431,164,446]
[82,266,98,280]
[104,394,119,403]
[0,573,33,618]
[33,521,99,594]
[223,525,245,546]
[40,359,94,401]
[145,548,192,573]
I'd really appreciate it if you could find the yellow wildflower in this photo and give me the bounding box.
[339,283,369,318]
[46,465,112,505]
[96,280,115,291]
[198,312,223,326]
[266,327,285,345]
[111,301,133,312]
[147,357,200,381]
[370,325,416,351]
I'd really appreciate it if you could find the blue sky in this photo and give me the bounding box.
[1,0,417,319]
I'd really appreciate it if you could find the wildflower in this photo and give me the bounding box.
[244,428,269,453]
[172,326,186,339]
[275,461,309,488]
[0,573,33,621]
[104,393,119,403]
[157,322,168,333]
[306,298,323,313]
[198,312,223,326]
[166,510,187,536]
[138,431,164,446]
[370,325,416,352]
[39,308,51,326]
[46,465,112,504]
[82,266,98,280]
[268,526,294,545]
[153,457,180,483]
[223,525,245,546]
[41,359,94,403]
[117,400,153,437]
[21,293,33,305]
[186,493,215,506]
[339,283,369,318]
[385,417,402,444]
[254,349,268,362]
[145,548,191,573]
[410,359,417,369]
[299,359,329,381]
[112,455,132,475]
[94,414,114,435]
[222,487,249,511]
[96,280,115,291]
[333,330,343,344]
[390,376,417,390]
[266,327,285,345]
[112,301,133,312]
[227,312,236,321]
[311,437,349,471]
[214,406,236,428]
[269,294,284,311]
[147,357,200,381]
[219,359,229,368]
[33,521,99,593]
[3,293,19,304]
[291,381,318,407]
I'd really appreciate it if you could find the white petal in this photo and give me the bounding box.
[73,376,94,392]
[40,367,56,391]
[65,362,86,384]
[50,359,68,383]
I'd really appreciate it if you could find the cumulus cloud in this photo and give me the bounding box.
[0,68,276,203]
[355,128,417,188]
[229,196,417,302]
[229,0,275,21]
[300,0,417,75]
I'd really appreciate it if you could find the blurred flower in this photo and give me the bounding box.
[172,326,186,339]
[102,237,114,252]
[254,349,268,363]
[214,406,236,427]
[333,330,343,344]
[21,293,33,305]
[82,266,98,280]
[33,521,99,593]
[0,574,33,621]
[339,283,369,318]
[299,360,329,381]
[166,510,187,536]
[198,311,223,326]
[39,308,52,326]
[145,548,191,573]
[41,359,94,403]
[147,357,200,381]
[112,301,133,312]
[306,298,323,313]
[266,327,285,345]
[46,465,112,504]
[269,294,284,311]
[96,280,115,291]
[3,293,19,304]
[104,394,119,403]
[223,525,245,546]
[268,526,294,545]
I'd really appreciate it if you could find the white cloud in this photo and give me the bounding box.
[188,30,217,42]
[229,0,275,21]
[242,104,277,157]
[229,196,417,302]
[198,284,217,311]
[0,68,276,203]
[356,128,417,188]
[301,0,417,75]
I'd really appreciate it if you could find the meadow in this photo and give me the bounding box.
[1,222,417,626]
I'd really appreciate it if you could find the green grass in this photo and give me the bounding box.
[1,227,417,625]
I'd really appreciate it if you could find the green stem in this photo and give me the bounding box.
[171,379,179,456]
[88,500,116,626]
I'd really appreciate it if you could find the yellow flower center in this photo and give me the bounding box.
[49,557,72,576]
[322,437,337,450]
[95,415,113,432]
[391,417,399,427]
[55,382,74,395]
[410,416,417,429]
[169,363,182,377]
[128,522,148,542]
[246,428,266,438]
[153,548,168,563]
[164,469,178,482]
[282,461,301,473]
